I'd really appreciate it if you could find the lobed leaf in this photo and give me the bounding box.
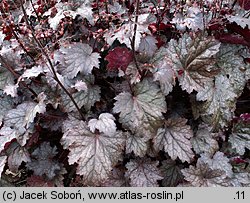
[229,117,250,155]
[160,159,184,187]
[113,78,167,134]
[125,158,163,187]
[61,117,125,185]
[27,142,62,180]
[181,158,230,186]
[191,124,219,155]
[153,118,194,163]
[59,43,100,79]
[125,130,151,157]
[165,33,220,93]
[88,113,116,135]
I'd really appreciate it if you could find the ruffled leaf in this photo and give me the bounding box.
[191,124,219,155]
[229,116,250,155]
[160,159,184,186]
[165,33,220,93]
[113,78,167,134]
[59,43,100,79]
[61,117,125,185]
[153,118,194,163]
[150,47,176,95]
[61,76,100,112]
[27,142,62,180]
[125,158,163,187]
[181,158,230,186]
[88,113,116,135]
[199,152,233,177]
[195,45,250,130]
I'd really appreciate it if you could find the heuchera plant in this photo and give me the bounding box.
[0,0,249,187]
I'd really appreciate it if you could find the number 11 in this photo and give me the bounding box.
[236,191,245,200]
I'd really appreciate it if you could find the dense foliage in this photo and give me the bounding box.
[0,0,249,187]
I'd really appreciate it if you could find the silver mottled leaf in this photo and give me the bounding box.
[165,33,220,93]
[125,158,163,187]
[227,15,250,29]
[4,97,46,132]
[0,66,15,90]
[195,44,250,130]
[138,35,158,58]
[181,158,230,186]
[150,47,176,95]
[61,76,100,111]
[196,75,237,130]
[113,78,167,134]
[153,118,194,163]
[88,113,116,135]
[61,117,125,185]
[102,168,129,187]
[216,44,250,96]
[60,43,100,78]
[125,130,151,157]
[191,124,219,155]
[160,159,183,186]
[0,94,14,126]
[231,173,250,187]
[0,155,7,178]
[199,152,233,177]
[0,127,19,152]
[229,119,250,155]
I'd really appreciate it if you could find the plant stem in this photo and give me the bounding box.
[30,0,41,23]
[131,0,142,77]
[10,26,36,62]
[19,0,85,120]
